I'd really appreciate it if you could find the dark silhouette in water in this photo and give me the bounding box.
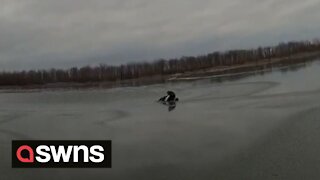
[158,91,179,111]
[158,91,179,102]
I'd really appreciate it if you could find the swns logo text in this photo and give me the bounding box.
[12,140,111,168]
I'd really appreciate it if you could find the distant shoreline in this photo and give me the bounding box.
[0,51,319,93]
[0,45,320,93]
[168,51,320,81]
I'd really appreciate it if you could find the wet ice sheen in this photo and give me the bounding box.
[0,61,320,180]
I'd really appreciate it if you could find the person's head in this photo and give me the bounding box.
[167,91,175,96]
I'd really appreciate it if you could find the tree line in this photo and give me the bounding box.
[1,39,320,86]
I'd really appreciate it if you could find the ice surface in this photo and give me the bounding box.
[1,61,320,179]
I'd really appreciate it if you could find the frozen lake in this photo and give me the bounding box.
[1,60,320,179]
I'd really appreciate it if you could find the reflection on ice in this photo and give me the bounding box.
[0,60,320,180]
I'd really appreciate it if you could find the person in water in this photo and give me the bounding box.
[158,91,179,103]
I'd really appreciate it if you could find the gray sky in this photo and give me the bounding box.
[1,0,320,70]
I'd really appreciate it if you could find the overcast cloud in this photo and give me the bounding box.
[0,0,320,70]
